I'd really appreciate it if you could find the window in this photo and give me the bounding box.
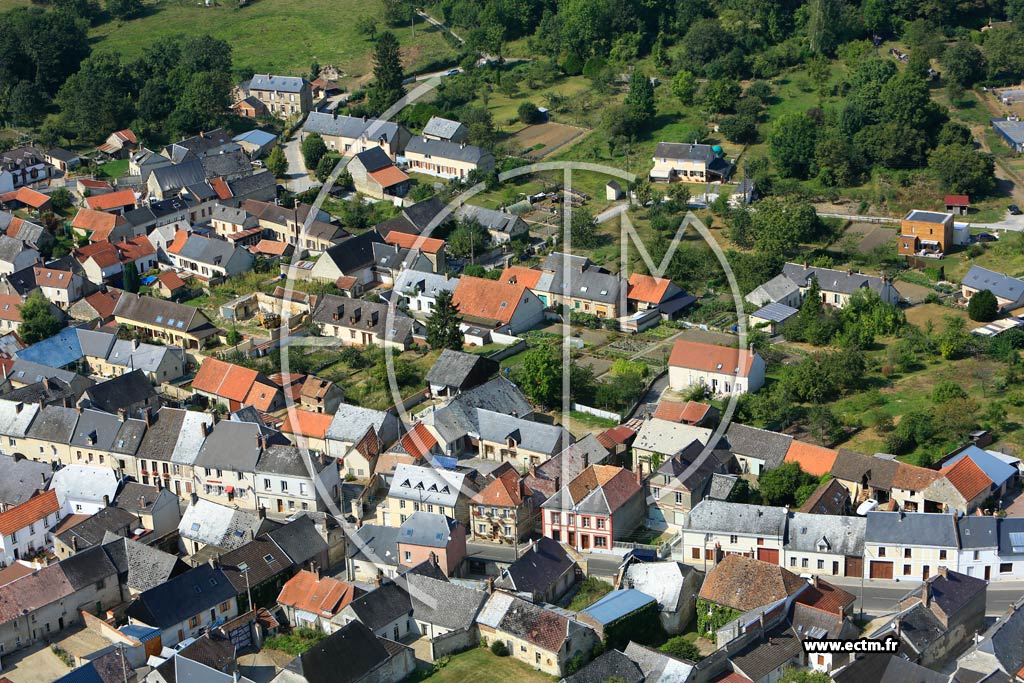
[729,535,738,543]
[939,550,947,560]
[878,547,886,557]
[280,481,288,492]
[551,513,560,524]
[1000,563,1013,573]
[189,616,200,628]
[581,517,590,528]
[801,558,808,568]
[973,551,980,560]
[219,601,231,613]
[404,551,411,561]
[817,560,824,570]
[904,564,912,576]
[566,514,574,525]
[427,505,434,513]
[535,652,542,664]
[674,492,683,504]
[692,547,701,560]
[594,537,607,548]
[400,500,406,509]
[596,519,605,530]
[757,538,764,546]
[790,557,797,567]
[904,548,912,559]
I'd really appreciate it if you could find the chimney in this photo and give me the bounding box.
[102,494,110,507]
[812,575,819,588]
[249,528,255,541]
[191,492,199,505]
[14,402,22,414]
[71,536,78,551]
[201,422,209,437]
[138,495,146,508]
[554,475,560,491]
[938,566,948,579]
[42,377,49,390]
[635,462,643,486]
[118,408,127,422]
[258,505,267,519]
[209,557,217,570]
[922,582,931,607]
[40,472,47,487]
[486,576,495,594]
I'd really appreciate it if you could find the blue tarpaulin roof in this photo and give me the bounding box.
[433,455,458,470]
[581,589,656,625]
[120,623,161,642]
[140,275,157,285]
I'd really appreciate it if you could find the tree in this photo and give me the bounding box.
[369,31,404,115]
[700,78,741,114]
[448,218,489,260]
[719,114,757,144]
[315,154,337,182]
[968,289,999,323]
[943,41,986,88]
[18,291,62,344]
[517,101,543,125]
[777,669,832,683]
[425,290,464,350]
[301,133,328,170]
[309,59,320,82]
[625,71,655,125]
[758,462,817,507]
[122,260,141,294]
[48,188,73,212]
[105,0,143,19]
[570,208,601,248]
[671,70,698,105]
[769,113,817,179]
[660,637,703,662]
[356,15,377,39]
[516,346,561,407]
[266,146,288,178]
[928,144,995,197]
[6,80,47,126]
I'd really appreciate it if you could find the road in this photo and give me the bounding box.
[817,576,1024,618]
[281,134,316,193]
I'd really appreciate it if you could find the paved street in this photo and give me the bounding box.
[281,134,316,193]
[827,576,1024,619]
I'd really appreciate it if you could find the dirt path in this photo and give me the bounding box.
[969,92,1024,205]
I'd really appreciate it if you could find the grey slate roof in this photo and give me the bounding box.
[865,511,959,547]
[228,169,276,199]
[194,420,263,472]
[964,596,1024,674]
[958,515,999,549]
[527,434,610,499]
[997,516,1024,555]
[407,572,485,630]
[81,370,156,415]
[136,407,212,465]
[495,536,577,596]
[178,499,270,551]
[0,453,53,508]
[250,74,308,93]
[405,136,491,164]
[388,463,466,507]
[354,146,394,172]
[425,348,495,391]
[905,210,952,223]
[126,563,236,629]
[785,512,865,556]
[151,158,205,193]
[77,329,117,359]
[304,113,402,142]
[200,148,253,179]
[70,408,127,451]
[782,262,892,297]
[59,544,118,590]
[0,398,39,437]
[56,506,139,550]
[263,514,327,565]
[834,654,949,683]
[686,500,787,536]
[535,252,620,304]
[284,620,399,683]
[317,230,385,277]
[476,409,569,455]
[343,580,413,631]
[421,116,465,141]
[728,624,802,682]
[654,142,716,163]
[455,204,523,234]
[101,532,185,592]
[348,523,400,566]
[962,265,1024,302]
[0,235,33,265]
[564,650,644,683]
[726,423,793,469]
[256,445,333,477]
[398,512,458,549]
[901,570,986,619]
[622,642,696,683]
[326,402,397,445]
[420,376,532,443]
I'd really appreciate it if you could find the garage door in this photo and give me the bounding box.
[870,561,894,579]
[845,556,863,577]
[757,548,779,564]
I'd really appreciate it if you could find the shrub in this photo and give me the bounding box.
[490,640,509,656]
[968,289,998,322]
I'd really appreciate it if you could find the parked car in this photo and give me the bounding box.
[976,233,999,243]
[1009,204,1021,215]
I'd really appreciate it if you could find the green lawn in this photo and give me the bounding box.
[96,159,129,179]
[416,648,553,683]
[83,0,457,79]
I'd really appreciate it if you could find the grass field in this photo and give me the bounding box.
[63,0,459,79]
[416,648,553,683]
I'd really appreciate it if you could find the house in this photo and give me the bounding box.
[422,116,468,143]
[254,445,341,516]
[699,555,808,614]
[784,512,865,578]
[395,271,460,318]
[0,147,52,193]
[469,469,541,543]
[745,273,802,309]
[618,559,700,635]
[86,336,185,385]
[78,369,160,418]
[242,200,337,250]
[247,74,313,118]
[113,293,221,349]
[112,481,181,538]
[630,418,713,472]
[307,230,385,289]
[797,478,852,515]
[899,210,956,256]
[163,129,239,163]
[954,595,1024,680]
[646,447,729,529]
[0,454,53,511]
[649,142,733,183]
[749,302,799,335]
[494,536,581,604]
[277,570,361,633]
[961,265,1024,312]
[177,497,275,558]
[784,440,839,478]
[452,275,545,335]
[625,273,694,318]
[378,463,469,527]
[781,263,900,308]
[5,215,53,252]
[835,654,949,683]
[302,113,411,160]
[233,129,278,158]
[346,524,401,582]
[127,563,238,647]
[348,147,410,200]
[371,242,438,285]
[232,95,269,118]
[311,294,416,350]
[426,349,497,397]
[166,231,255,281]
[869,567,986,668]
[945,194,970,215]
[76,177,114,196]
[49,464,121,516]
[931,455,994,513]
[32,266,86,308]
[404,570,487,660]
[0,235,38,276]
[396,512,467,576]
[541,465,645,552]
[403,136,495,180]
[128,148,172,182]
[943,445,1018,496]
[477,410,571,469]
[325,404,399,478]
[477,591,600,676]
[51,505,140,558]
[97,130,138,158]
[726,621,805,683]
[382,230,447,272]
[526,435,611,500]
[85,189,138,215]
[375,197,452,237]
[154,270,187,299]
[455,204,529,244]
[653,400,719,427]
[667,339,766,395]
[273,619,415,683]
[0,489,61,566]
[679,500,788,570]
[147,159,206,200]
[864,511,959,580]
[505,253,622,319]
[43,147,80,173]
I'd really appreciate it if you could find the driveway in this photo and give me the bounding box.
[0,642,71,683]
[281,134,316,194]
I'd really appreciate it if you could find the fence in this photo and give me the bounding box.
[486,338,527,361]
[571,403,622,422]
[816,212,900,224]
[386,388,431,418]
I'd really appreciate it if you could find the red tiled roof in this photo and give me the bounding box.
[335,276,358,290]
[0,562,33,587]
[82,290,122,319]
[210,177,233,201]
[472,470,532,507]
[567,465,640,513]
[245,381,281,412]
[668,339,757,377]
[653,400,712,424]
[940,456,993,502]
[596,425,636,448]
[277,570,358,616]
[75,242,121,269]
[627,273,673,304]
[0,187,50,209]
[945,194,969,205]
[0,295,24,322]
[192,357,259,403]
[34,267,75,290]
[252,239,290,256]
[72,208,121,234]
[367,165,409,188]
[280,410,333,440]
[890,462,942,491]
[400,422,437,459]
[452,276,528,325]
[699,555,807,612]
[85,189,136,212]
[157,270,186,291]
[795,578,856,616]
[77,179,113,190]
[166,231,190,255]
[499,265,542,289]
[116,236,155,261]
[385,231,445,254]
[0,563,74,622]
[784,441,839,477]
[0,490,59,536]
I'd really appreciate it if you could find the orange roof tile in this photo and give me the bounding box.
[82,290,121,319]
[452,276,528,325]
[210,177,233,201]
[385,231,445,254]
[367,165,409,188]
[85,189,136,212]
[784,441,839,477]
[253,239,290,256]
[335,276,358,290]
[596,425,636,448]
[166,231,190,255]
[72,208,120,234]
[0,187,50,209]
[795,578,856,616]
[567,464,639,512]
[699,555,808,611]
[280,410,334,440]
[627,273,673,304]
[668,339,757,377]
[115,236,155,261]
[192,357,259,403]
[890,462,942,491]
[940,456,993,502]
[34,267,75,290]
[0,490,59,536]
[0,295,24,322]
[157,270,186,291]
[6,218,27,240]
[114,129,137,144]
[245,381,280,412]
[400,422,437,459]
[499,265,542,289]
[472,470,532,507]
[77,179,114,190]
[75,241,121,269]
[277,570,358,616]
